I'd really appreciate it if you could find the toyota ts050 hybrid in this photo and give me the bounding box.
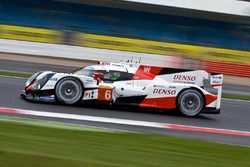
[21,61,223,117]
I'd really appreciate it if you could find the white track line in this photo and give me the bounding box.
[0,107,250,137]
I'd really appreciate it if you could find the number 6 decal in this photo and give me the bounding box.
[98,86,113,101]
[104,90,112,100]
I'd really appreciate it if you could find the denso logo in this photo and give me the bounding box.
[173,75,196,81]
[153,89,176,95]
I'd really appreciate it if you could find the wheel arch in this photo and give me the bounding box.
[55,76,84,89]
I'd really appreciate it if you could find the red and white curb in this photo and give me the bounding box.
[0,107,250,137]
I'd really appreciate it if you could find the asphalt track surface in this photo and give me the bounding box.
[0,76,250,146]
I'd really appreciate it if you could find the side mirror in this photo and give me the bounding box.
[93,72,104,84]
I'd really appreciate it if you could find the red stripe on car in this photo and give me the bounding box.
[205,94,217,105]
[139,97,176,109]
[132,65,162,80]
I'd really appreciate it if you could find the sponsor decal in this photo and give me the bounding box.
[133,65,161,80]
[210,74,223,86]
[143,66,151,73]
[153,89,176,95]
[211,80,221,84]
[153,85,165,88]
[84,91,93,98]
[99,61,110,66]
[173,74,196,81]
[49,77,57,81]
[83,89,98,100]
[212,76,222,79]
[126,82,132,85]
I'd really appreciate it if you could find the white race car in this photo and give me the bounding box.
[21,61,223,117]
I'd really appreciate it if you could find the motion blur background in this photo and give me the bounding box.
[0,0,250,78]
[1,2,250,166]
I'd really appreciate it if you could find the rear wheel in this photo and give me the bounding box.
[55,77,83,105]
[177,89,204,117]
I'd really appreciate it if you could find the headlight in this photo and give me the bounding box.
[25,72,55,91]
[25,72,43,87]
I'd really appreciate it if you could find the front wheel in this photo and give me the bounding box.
[55,77,83,105]
[177,89,204,117]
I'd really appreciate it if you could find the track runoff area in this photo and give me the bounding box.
[1,106,250,138]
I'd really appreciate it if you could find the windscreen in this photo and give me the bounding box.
[73,68,95,77]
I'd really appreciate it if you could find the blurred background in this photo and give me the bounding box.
[0,0,249,78]
[1,1,250,165]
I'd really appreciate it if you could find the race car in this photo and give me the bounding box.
[21,61,223,117]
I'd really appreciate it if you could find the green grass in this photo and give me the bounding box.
[222,94,250,101]
[0,71,31,78]
[0,70,249,101]
[0,116,250,167]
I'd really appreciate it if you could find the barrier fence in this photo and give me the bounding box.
[0,24,249,77]
[0,25,62,43]
[203,61,250,77]
[77,33,250,65]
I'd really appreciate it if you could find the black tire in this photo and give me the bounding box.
[55,77,83,105]
[177,89,204,117]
